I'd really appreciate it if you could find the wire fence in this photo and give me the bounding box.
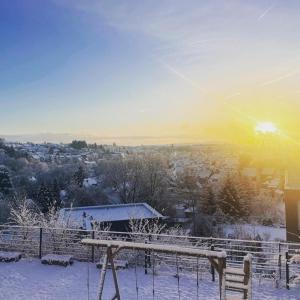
[1,225,300,288]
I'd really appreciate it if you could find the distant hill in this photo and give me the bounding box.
[0,133,214,146]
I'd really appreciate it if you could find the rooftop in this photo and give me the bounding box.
[60,203,164,228]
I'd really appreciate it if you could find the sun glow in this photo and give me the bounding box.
[255,121,278,134]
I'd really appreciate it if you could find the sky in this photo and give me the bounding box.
[1,0,300,145]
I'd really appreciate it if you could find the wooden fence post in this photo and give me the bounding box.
[91,231,95,263]
[144,239,148,274]
[211,245,215,282]
[219,256,226,300]
[97,248,109,300]
[39,227,43,259]
[107,247,121,300]
[278,243,282,280]
[243,254,252,299]
[285,251,290,290]
[144,235,152,274]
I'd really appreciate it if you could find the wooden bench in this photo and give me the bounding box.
[41,254,73,267]
[0,251,22,262]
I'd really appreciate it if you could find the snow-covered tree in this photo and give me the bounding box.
[73,166,85,188]
[200,185,217,216]
[218,176,247,221]
[9,197,41,227]
[129,217,166,236]
[36,183,55,213]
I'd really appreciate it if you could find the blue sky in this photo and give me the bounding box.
[1,1,300,144]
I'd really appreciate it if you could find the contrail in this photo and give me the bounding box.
[154,57,208,94]
[257,3,275,21]
[154,56,260,126]
[154,57,300,149]
[223,92,241,101]
[260,68,300,86]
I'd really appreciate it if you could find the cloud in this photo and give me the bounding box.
[55,1,300,96]
[57,1,254,65]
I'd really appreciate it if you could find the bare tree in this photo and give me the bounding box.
[104,154,169,212]
[9,198,42,227]
[9,198,42,252]
[139,154,169,210]
[129,217,166,237]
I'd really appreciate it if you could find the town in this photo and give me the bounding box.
[1,137,300,299]
[0,138,287,238]
[1,1,300,299]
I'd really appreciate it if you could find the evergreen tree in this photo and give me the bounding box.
[52,179,62,209]
[201,185,216,215]
[69,140,87,150]
[218,176,246,221]
[36,183,54,213]
[0,166,12,195]
[73,166,85,188]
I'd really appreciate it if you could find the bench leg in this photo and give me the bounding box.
[97,250,109,300]
[108,247,121,300]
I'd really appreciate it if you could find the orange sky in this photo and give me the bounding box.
[1,1,300,146]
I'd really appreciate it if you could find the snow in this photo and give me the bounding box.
[60,190,67,197]
[225,281,247,290]
[97,258,128,269]
[41,254,73,266]
[290,254,300,264]
[0,251,22,262]
[103,187,121,204]
[59,203,164,229]
[83,177,98,188]
[28,176,37,182]
[1,258,300,299]
[82,238,227,258]
[224,224,286,241]
[241,168,257,177]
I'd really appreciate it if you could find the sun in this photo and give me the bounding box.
[255,121,278,134]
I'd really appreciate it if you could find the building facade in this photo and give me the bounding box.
[284,168,300,242]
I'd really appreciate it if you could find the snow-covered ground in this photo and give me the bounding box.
[224,224,286,241]
[1,259,300,299]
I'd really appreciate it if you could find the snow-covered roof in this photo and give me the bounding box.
[261,168,275,176]
[241,167,257,177]
[83,177,97,187]
[60,203,164,227]
[265,178,280,188]
[184,207,194,213]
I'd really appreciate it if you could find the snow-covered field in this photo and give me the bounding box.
[0,258,300,299]
[224,224,286,241]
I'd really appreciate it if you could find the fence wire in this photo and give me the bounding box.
[1,225,300,286]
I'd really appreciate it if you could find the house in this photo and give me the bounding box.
[241,167,257,180]
[168,204,193,228]
[59,203,165,232]
[284,167,300,242]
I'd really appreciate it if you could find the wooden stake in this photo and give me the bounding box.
[108,246,121,300]
[218,257,226,300]
[97,250,109,300]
